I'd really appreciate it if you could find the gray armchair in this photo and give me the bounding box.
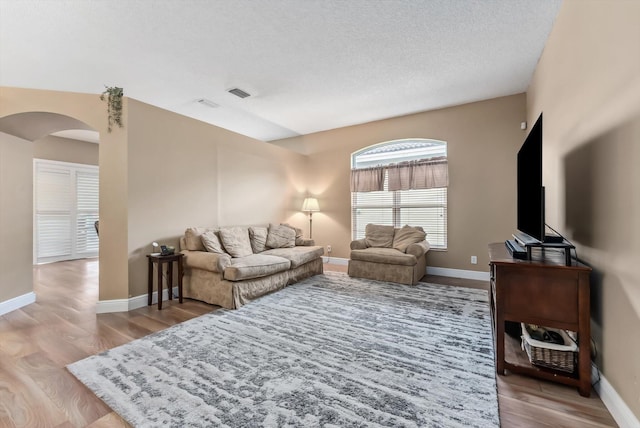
[347,224,430,285]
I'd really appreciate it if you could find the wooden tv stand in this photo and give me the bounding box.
[488,242,592,396]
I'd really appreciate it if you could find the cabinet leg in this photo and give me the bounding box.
[578,383,591,397]
[496,320,506,375]
[578,335,591,397]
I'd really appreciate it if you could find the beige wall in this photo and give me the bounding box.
[0,132,33,303]
[527,0,640,419]
[126,99,308,297]
[34,135,99,165]
[273,94,527,270]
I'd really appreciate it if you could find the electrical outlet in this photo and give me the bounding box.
[327,245,332,253]
[471,256,478,265]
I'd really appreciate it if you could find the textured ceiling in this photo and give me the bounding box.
[0,0,562,142]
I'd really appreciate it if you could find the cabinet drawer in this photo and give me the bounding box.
[499,268,579,325]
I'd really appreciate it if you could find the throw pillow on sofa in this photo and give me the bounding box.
[392,225,426,252]
[266,224,296,248]
[184,227,211,251]
[281,223,311,246]
[218,227,253,258]
[249,226,268,253]
[280,223,303,238]
[201,230,226,254]
[364,224,395,248]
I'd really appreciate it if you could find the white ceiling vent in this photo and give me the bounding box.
[228,88,251,99]
[197,98,219,108]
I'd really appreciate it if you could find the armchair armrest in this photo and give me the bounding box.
[406,240,431,258]
[181,250,231,273]
[350,239,368,250]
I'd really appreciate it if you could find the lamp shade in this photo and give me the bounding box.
[301,197,320,212]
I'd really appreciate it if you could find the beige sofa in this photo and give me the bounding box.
[348,224,430,285]
[180,224,324,309]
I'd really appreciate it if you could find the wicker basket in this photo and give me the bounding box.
[521,323,578,373]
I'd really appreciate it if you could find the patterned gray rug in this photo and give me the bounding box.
[68,272,499,427]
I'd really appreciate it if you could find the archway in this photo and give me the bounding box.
[0,111,100,310]
[0,111,95,141]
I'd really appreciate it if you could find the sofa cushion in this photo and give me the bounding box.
[262,246,324,268]
[219,227,253,258]
[266,224,296,249]
[392,225,426,252]
[249,226,268,253]
[223,254,291,281]
[201,230,226,254]
[364,224,395,248]
[184,227,213,251]
[350,247,417,266]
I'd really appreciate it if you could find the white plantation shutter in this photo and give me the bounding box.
[76,171,99,255]
[351,140,448,249]
[34,160,99,263]
[35,166,73,260]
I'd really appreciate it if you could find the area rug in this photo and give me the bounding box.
[68,272,499,427]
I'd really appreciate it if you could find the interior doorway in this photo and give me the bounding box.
[0,111,100,305]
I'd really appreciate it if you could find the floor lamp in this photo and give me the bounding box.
[301,197,320,239]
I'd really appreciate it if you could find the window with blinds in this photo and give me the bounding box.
[34,159,99,264]
[351,139,448,249]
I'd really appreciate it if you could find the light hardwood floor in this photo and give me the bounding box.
[0,259,617,427]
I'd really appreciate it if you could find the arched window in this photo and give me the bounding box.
[351,139,448,249]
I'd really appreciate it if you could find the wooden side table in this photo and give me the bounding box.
[147,253,184,310]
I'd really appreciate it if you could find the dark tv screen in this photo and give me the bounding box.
[517,113,544,242]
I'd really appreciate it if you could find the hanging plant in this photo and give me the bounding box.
[99,86,124,132]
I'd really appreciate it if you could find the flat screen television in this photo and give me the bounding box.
[517,113,544,243]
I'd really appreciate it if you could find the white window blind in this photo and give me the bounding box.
[34,160,99,264]
[351,139,448,249]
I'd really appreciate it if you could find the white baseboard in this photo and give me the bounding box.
[95,298,129,314]
[324,257,490,281]
[592,365,640,428]
[0,292,36,316]
[323,256,348,265]
[426,266,490,281]
[96,287,179,314]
